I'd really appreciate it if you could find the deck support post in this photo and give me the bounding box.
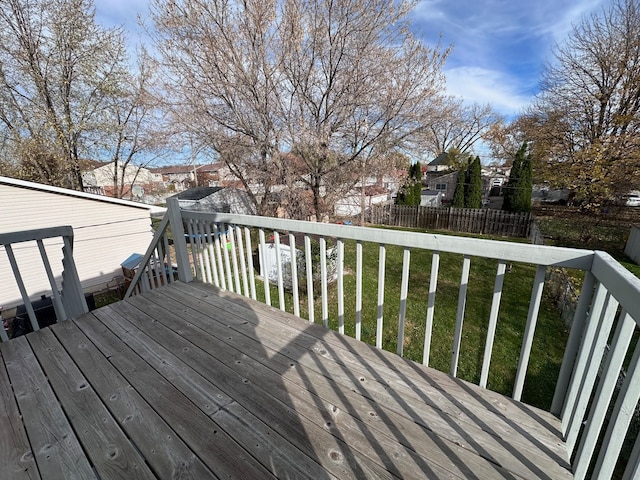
[167,198,193,283]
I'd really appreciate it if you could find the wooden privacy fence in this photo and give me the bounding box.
[370,204,532,237]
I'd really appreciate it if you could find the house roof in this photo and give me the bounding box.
[151,163,221,175]
[0,176,165,214]
[427,152,450,166]
[172,186,223,201]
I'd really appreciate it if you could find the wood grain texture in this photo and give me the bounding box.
[1,336,94,479]
[0,349,39,480]
[0,282,574,480]
[27,328,156,480]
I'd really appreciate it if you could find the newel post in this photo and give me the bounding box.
[167,198,193,283]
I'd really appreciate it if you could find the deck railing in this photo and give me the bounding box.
[126,197,638,479]
[0,226,88,341]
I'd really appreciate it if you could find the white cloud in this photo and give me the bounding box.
[411,0,608,116]
[444,66,533,116]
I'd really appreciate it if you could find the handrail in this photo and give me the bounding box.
[126,200,640,479]
[0,226,88,341]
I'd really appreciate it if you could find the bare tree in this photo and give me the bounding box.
[97,51,171,198]
[151,0,449,218]
[0,0,165,194]
[423,99,502,159]
[529,0,640,207]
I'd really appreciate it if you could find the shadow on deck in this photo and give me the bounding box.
[0,281,573,479]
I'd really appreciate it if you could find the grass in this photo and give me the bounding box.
[535,214,640,277]
[255,229,569,411]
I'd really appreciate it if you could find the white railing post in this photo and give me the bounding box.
[167,197,192,283]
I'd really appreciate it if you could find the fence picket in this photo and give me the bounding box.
[372,205,532,237]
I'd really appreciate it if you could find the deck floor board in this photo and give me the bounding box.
[0,282,574,479]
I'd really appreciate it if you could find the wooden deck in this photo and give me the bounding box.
[1,281,573,479]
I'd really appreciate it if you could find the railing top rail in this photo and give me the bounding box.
[591,251,640,324]
[181,210,595,270]
[0,226,74,245]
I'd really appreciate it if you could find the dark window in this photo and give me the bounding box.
[435,183,447,190]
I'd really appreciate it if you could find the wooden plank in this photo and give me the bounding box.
[78,309,274,480]
[114,297,398,480]
[0,336,94,479]
[155,284,572,479]
[26,328,156,480]
[96,303,339,480]
[181,282,569,461]
[0,349,39,480]
[129,291,532,480]
[50,318,217,479]
[188,281,565,442]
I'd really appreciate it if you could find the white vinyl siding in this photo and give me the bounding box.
[0,183,153,307]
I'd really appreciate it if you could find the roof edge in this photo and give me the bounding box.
[0,176,165,213]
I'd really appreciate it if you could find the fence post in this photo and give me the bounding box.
[167,198,193,283]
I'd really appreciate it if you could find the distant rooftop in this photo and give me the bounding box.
[172,186,223,201]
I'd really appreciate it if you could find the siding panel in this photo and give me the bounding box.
[1,184,154,307]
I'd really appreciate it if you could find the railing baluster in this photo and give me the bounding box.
[566,293,619,454]
[397,247,411,357]
[244,227,257,300]
[451,255,471,377]
[196,221,209,283]
[227,225,241,293]
[213,223,226,290]
[355,240,363,341]
[480,260,506,388]
[551,271,597,415]
[185,219,200,280]
[204,222,219,287]
[337,239,345,334]
[196,222,212,284]
[4,244,40,332]
[305,235,314,323]
[591,339,640,480]
[320,237,328,328]
[149,250,159,290]
[221,223,234,292]
[561,282,608,433]
[236,226,249,297]
[513,264,547,401]
[155,239,169,287]
[163,233,174,284]
[36,239,66,322]
[423,251,440,367]
[259,229,271,306]
[573,310,634,480]
[376,243,386,349]
[289,233,300,317]
[274,231,285,311]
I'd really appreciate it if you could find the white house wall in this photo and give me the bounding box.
[0,184,154,307]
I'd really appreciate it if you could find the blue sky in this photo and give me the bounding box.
[94,0,608,118]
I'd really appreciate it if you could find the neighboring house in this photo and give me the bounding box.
[334,185,390,217]
[425,171,459,203]
[151,163,222,191]
[0,176,164,309]
[426,152,453,173]
[82,161,163,199]
[173,186,256,215]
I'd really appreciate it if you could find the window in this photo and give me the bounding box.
[435,183,447,190]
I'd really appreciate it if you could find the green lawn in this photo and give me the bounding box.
[255,231,569,410]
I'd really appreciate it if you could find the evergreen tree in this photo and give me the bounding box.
[452,168,466,207]
[503,143,531,212]
[464,156,482,208]
[397,162,422,205]
[511,150,532,212]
